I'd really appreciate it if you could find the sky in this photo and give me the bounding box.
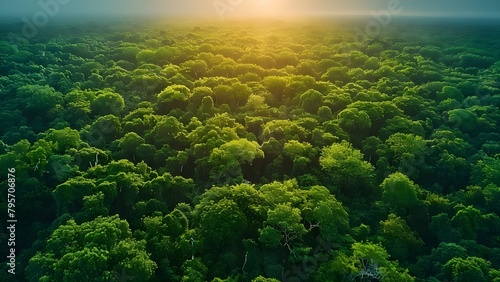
[1,0,499,19]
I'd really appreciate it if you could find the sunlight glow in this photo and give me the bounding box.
[234,0,295,19]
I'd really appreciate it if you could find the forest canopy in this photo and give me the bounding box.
[0,18,500,282]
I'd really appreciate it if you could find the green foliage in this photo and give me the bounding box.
[316,242,415,282]
[444,257,492,282]
[386,133,426,161]
[252,276,280,282]
[319,140,375,195]
[451,204,481,240]
[157,84,191,113]
[181,259,208,282]
[146,115,185,148]
[261,120,308,142]
[90,89,125,117]
[437,86,464,102]
[118,132,145,159]
[300,89,323,114]
[321,66,350,85]
[16,85,63,117]
[379,214,424,260]
[208,139,264,184]
[26,216,156,281]
[45,127,83,154]
[53,177,97,215]
[3,20,500,282]
[337,108,372,136]
[381,172,420,211]
[302,185,350,240]
[471,155,500,187]
[198,198,248,249]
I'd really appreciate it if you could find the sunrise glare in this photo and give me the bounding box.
[245,0,293,18]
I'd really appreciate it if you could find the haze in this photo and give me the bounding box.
[1,0,499,20]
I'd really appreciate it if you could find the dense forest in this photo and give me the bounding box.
[0,18,500,281]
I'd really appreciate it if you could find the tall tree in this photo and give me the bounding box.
[319,141,375,196]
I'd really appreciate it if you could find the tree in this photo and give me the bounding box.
[194,183,267,245]
[53,176,97,215]
[181,59,208,79]
[137,209,190,276]
[352,242,415,282]
[142,173,195,210]
[189,86,214,108]
[276,51,299,68]
[321,66,350,85]
[261,120,308,143]
[319,141,375,196]
[208,139,264,184]
[300,89,323,114]
[16,85,63,118]
[459,53,495,68]
[212,84,233,106]
[429,129,472,158]
[46,154,79,184]
[471,155,500,187]
[196,198,247,250]
[262,76,290,104]
[379,214,424,261]
[255,55,276,69]
[437,86,464,102]
[26,216,157,281]
[157,85,190,113]
[416,242,468,277]
[363,57,380,70]
[230,82,252,108]
[127,64,169,95]
[317,106,333,122]
[316,242,415,282]
[379,116,425,139]
[451,204,481,240]
[145,116,185,149]
[381,172,420,213]
[385,133,428,177]
[181,259,208,282]
[429,213,461,243]
[337,108,372,144]
[301,185,350,241]
[393,94,426,116]
[435,151,469,191]
[252,276,280,282]
[324,91,352,113]
[386,133,426,160]
[136,49,157,64]
[77,191,109,222]
[45,127,83,154]
[447,109,478,134]
[444,257,492,282]
[63,89,94,127]
[118,132,145,160]
[90,89,125,117]
[283,140,317,176]
[83,114,122,148]
[260,203,307,254]
[296,60,320,78]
